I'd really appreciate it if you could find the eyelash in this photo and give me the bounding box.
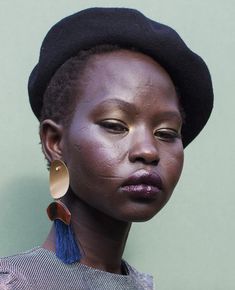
[154,129,181,142]
[99,120,128,134]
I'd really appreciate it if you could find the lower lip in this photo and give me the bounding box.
[120,184,161,200]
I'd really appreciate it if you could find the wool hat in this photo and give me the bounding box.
[28,7,213,147]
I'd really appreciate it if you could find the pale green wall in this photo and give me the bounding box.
[0,1,234,289]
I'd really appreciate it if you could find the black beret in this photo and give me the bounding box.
[28,7,213,147]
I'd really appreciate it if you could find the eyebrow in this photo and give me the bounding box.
[94,98,182,121]
[156,111,182,121]
[95,98,137,113]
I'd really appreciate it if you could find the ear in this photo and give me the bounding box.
[40,119,64,163]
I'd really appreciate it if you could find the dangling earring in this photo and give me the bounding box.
[47,160,81,264]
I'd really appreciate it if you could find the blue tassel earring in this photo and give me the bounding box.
[47,160,81,264]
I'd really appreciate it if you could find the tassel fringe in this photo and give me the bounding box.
[54,219,81,264]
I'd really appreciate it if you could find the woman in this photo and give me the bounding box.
[0,7,213,290]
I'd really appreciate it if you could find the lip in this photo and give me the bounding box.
[120,170,163,200]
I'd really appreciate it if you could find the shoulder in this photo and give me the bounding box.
[0,249,156,290]
[123,260,155,290]
[0,247,41,289]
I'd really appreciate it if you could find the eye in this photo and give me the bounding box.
[154,128,181,142]
[98,120,128,134]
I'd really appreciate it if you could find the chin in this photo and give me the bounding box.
[120,205,165,223]
[127,213,159,223]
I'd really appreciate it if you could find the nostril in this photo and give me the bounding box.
[151,160,159,166]
[134,157,159,166]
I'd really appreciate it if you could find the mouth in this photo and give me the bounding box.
[120,170,163,200]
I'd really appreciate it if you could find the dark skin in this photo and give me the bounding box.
[41,50,184,274]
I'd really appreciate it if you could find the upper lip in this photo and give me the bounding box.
[121,170,163,190]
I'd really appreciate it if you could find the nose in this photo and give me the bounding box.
[128,128,159,166]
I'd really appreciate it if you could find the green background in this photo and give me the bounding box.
[0,1,234,289]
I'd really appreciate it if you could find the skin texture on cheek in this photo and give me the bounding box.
[73,130,126,177]
[67,127,126,191]
[158,146,184,197]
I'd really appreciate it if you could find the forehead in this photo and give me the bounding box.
[86,50,174,89]
[75,49,179,113]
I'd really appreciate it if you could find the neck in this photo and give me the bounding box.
[43,192,131,274]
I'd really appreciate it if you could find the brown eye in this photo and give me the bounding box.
[154,128,181,142]
[99,120,128,134]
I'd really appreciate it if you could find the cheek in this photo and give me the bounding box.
[66,129,127,189]
[159,144,184,192]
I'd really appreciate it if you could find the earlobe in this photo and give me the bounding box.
[40,119,64,163]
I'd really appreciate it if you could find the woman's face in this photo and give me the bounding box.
[62,50,184,222]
